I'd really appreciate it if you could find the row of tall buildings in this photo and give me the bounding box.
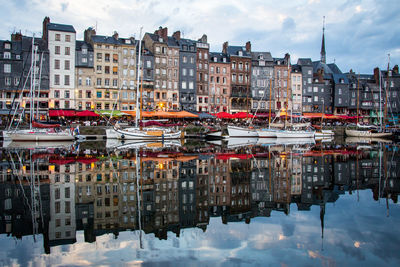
[0,143,398,253]
[0,17,399,122]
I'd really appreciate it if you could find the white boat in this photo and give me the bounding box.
[106,126,182,140]
[315,129,334,138]
[3,127,74,142]
[345,128,392,138]
[275,129,315,138]
[257,128,277,138]
[227,125,258,137]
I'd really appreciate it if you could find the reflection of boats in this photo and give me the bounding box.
[345,137,393,144]
[2,139,74,149]
[206,140,223,146]
[227,137,258,148]
[106,139,181,150]
[275,137,315,145]
[256,137,277,146]
[227,125,258,137]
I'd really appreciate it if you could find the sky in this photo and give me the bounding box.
[1,0,400,74]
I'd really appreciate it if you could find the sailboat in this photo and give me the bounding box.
[345,69,392,138]
[274,58,315,139]
[3,36,74,142]
[106,29,181,140]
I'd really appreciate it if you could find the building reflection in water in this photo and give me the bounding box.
[0,141,398,254]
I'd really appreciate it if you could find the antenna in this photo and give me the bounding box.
[323,16,325,33]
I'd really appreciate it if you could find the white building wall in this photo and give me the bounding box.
[48,30,76,109]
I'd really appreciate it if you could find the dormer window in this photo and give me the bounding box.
[213,57,217,62]
[238,51,243,56]
[222,57,226,63]
[159,37,163,42]
[4,43,11,49]
[258,54,264,60]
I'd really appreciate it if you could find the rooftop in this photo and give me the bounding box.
[47,23,76,33]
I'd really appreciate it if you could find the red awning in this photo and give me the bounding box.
[232,112,255,119]
[49,110,77,117]
[75,110,100,117]
[216,153,254,160]
[77,158,99,164]
[214,112,234,119]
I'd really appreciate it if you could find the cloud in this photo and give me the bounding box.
[0,0,399,73]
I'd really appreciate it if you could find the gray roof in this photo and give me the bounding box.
[209,52,229,63]
[47,23,76,33]
[332,73,349,84]
[76,40,93,51]
[251,52,273,62]
[227,45,251,57]
[91,35,135,46]
[167,36,179,47]
[145,33,163,43]
[291,64,302,73]
[313,61,342,75]
[297,58,312,66]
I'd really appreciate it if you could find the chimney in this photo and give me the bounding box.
[42,16,50,41]
[222,41,228,54]
[173,31,181,41]
[112,31,119,40]
[373,67,380,85]
[393,65,399,74]
[11,31,22,41]
[84,27,96,43]
[284,53,291,66]
[245,41,251,52]
[155,27,168,42]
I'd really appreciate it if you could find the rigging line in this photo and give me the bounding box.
[36,52,44,119]
[8,57,33,131]
[8,36,34,123]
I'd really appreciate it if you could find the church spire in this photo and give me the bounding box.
[321,16,326,64]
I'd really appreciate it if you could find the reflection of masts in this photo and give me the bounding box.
[356,152,359,202]
[383,145,389,217]
[136,149,143,249]
[378,142,382,202]
[320,204,325,251]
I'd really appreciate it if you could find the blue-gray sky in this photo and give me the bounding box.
[1,0,399,74]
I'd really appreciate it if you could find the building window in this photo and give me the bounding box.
[86,78,91,86]
[55,34,61,41]
[5,77,11,86]
[64,60,70,70]
[113,79,118,87]
[3,64,11,73]
[65,90,70,98]
[97,78,101,86]
[65,47,70,55]
[65,35,71,42]
[3,52,11,59]
[64,75,70,86]
[54,75,60,85]
[54,59,60,69]
[82,58,87,63]
[82,48,87,54]
[55,46,60,55]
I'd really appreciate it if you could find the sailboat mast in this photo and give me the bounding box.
[285,57,290,128]
[135,27,143,128]
[36,52,44,120]
[379,69,382,128]
[29,36,37,129]
[357,75,359,126]
[384,54,390,127]
[268,79,272,127]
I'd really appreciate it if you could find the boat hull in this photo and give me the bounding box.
[106,127,182,140]
[345,129,392,138]
[227,126,258,137]
[3,129,74,141]
[257,129,277,138]
[275,130,315,138]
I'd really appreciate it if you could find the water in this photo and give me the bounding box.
[0,139,399,266]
